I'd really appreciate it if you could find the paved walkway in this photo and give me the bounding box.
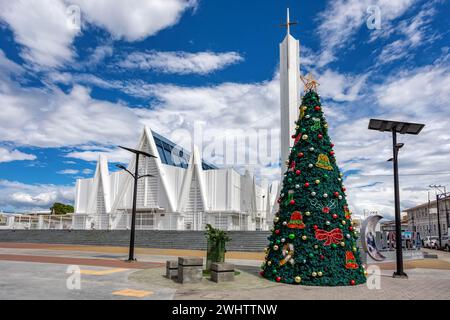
[0,243,449,300]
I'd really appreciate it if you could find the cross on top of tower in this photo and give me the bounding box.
[280,8,298,35]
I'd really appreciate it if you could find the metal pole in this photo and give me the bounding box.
[392,130,407,278]
[128,154,139,261]
[436,194,442,248]
[443,187,449,235]
[428,191,431,236]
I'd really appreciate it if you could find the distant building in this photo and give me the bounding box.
[404,196,450,237]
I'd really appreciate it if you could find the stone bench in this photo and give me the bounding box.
[166,260,178,279]
[178,257,203,284]
[211,262,235,283]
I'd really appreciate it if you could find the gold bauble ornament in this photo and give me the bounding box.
[318,271,323,277]
[295,276,302,283]
[352,247,357,252]
[302,235,307,240]
[342,220,347,225]
[315,180,320,184]
[305,211,311,216]
[340,242,345,247]
[312,272,317,277]
[267,261,272,266]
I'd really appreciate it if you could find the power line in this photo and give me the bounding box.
[347,172,450,177]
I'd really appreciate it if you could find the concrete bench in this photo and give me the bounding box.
[166,260,178,279]
[211,262,235,283]
[178,257,203,283]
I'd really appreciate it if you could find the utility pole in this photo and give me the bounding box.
[427,191,431,236]
[429,185,448,247]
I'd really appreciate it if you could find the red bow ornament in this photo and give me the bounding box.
[315,228,343,246]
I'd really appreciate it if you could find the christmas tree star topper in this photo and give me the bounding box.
[300,73,320,92]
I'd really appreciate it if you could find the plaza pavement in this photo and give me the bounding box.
[0,242,449,300]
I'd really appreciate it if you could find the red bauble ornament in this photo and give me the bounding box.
[277,198,281,204]
[292,134,296,139]
[334,192,340,197]
[296,170,301,175]
[318,134,323,139]
[332,214,338,219]
[314,106,321,111]
[298,152,304,158]
[331,143,335,147]
[342,187,347,192]
[304,182,310,188]
[289,200,295,205]
[320,255,325,260]
[350,280,356,286]
[260,271,264,276]
[275,277,281,282]
[322,207,330,214]
[349,226,354,231]
[275,229,280,235]
[330,151,335,156]
[313,225,319,230]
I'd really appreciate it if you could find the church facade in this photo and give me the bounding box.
[74,127,277,231]
[73,9,301,231]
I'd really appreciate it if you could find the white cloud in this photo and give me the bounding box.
[318,69,368,102]
[0,0,197,68]
[316,0,416,67]
[0,82,142,148]
[118,51,244,75]
[66,147,133,164]
[0,148,36,163]
[82,44,114,68]
[0,180,74,210]
[375,64,450,116]
[71,0,197,41]
[0,0,79,68]
[57,169,79,175]
[377,2,438,64]
[81,168,93,175]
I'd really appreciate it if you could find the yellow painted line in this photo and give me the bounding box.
[80,268,128,276]
[112,289,153,298]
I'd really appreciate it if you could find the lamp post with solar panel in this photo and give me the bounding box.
[117,146,157,262]
[368,119,425,278]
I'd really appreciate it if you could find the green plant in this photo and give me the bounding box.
[205,224,231,243]
[50,203,74,215]
[205,224,231,271]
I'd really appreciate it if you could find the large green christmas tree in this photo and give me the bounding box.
[261,78,366,286]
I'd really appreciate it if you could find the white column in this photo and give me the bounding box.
[279,25,300,169]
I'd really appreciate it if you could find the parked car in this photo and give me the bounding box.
[423,236,439,249]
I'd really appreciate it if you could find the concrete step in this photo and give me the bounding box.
[0,230,271,252]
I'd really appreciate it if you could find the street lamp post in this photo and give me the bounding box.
[117,146,157,261]
[368,119,425,279]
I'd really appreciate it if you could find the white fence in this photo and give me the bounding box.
[3,211,269,231]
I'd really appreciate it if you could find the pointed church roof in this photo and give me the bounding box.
[177,145,207,212]
[86,154,111,213]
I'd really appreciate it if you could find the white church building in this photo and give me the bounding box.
[73,10,300,231]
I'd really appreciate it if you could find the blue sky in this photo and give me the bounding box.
[0,0,449,217]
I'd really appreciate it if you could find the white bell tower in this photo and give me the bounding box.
[279,8,300,168]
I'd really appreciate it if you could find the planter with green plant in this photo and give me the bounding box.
[205,224,231,272]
